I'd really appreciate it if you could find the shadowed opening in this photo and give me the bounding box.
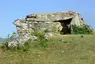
[58,18,72,34]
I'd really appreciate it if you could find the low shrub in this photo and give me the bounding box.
[72,25,93,34]
[33,31,48,49]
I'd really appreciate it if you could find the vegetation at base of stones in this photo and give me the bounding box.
[1,24,94,51]
[1,35,95,64]
[1,31,50,51]
[72,25,93,34]
[1,37,31,51]
[1,32,18,51]
[32,31,48,49]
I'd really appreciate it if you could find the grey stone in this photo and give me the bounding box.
[8,11,92,47]
[8,34,37,47]
[8,40,18,47]
[45,33,53,39]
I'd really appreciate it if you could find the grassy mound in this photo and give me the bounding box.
[0,34,95,64]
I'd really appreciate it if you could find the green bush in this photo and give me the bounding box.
[33,31,48,49]
[72,25,93,34]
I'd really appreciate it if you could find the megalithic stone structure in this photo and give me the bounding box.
[14,11,86,36]
[8,11,91,46]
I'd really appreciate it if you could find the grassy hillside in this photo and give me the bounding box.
[0,34,95,64]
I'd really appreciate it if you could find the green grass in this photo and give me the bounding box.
[0,34,95,64]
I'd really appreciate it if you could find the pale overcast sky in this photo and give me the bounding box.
[0,0,95,37]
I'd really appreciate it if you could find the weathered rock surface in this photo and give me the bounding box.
[8,11,88,46]
[45,32,53,39]
[14,11,85,36]
[8,34,37,47]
